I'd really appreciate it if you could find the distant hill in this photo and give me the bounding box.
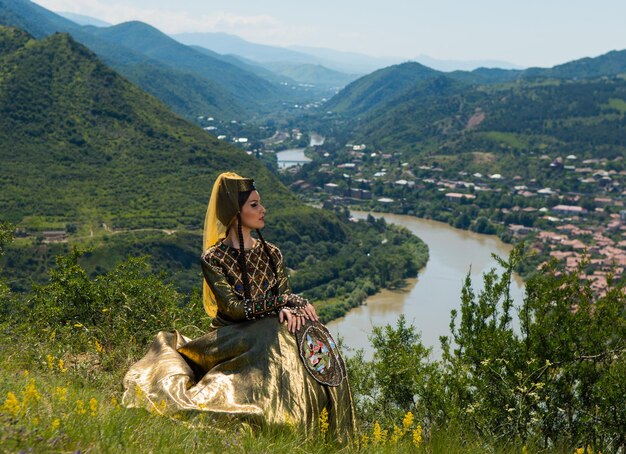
[263,62,359,89]
[174,31,316,64]
[414,54,525,72]
[174,32,400,74]
[58,11,111,27]
[188,45,297,86]
[328,69,626,162]
[324,61,440,115]
[87,21,288,113]
[0,0,281,118]
[288,45,402,74]
[525,49,626,80]
[326,48,626,118]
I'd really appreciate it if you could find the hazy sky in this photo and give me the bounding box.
[33,0,626,68]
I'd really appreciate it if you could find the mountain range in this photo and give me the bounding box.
[0,0,313,119]
[322,59,626,170]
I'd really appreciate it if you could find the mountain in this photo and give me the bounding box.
[326,48,626,118]
[0,0,267,118]
[524,49,626,80]
[174,31,316,64]
[324,61,440,115]
[329,71,626,162]
[0,25,274,229]
[58,11,111,27]
[262,62,359,89]
[188,45,297,86]
[414,54,524,72]
[288,45,402,74]
[87,21,288,112]
[174,32,400,74]
[175,32,359,89]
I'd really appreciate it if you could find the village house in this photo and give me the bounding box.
[323,183,340,195]
[42,230,67,243]
[445,193,477,202]
[552,205,587,215]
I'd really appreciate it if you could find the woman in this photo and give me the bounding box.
[123,172,355,442]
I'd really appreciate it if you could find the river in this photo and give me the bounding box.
[275,134,324,168]
[327,211,525,360]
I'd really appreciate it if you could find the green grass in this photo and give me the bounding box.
[1,356,577,453]
[480,131,530,149]
[0,352,417,453]
[604,97,626,113]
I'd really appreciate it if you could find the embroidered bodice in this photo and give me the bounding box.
[201,239,291,322]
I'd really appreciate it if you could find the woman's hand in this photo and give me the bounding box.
[279,308,304,333]
[302,303,319,322]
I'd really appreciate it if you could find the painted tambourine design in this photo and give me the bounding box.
[295,320,347,386]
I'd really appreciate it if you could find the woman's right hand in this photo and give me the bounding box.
[279,308,304,333]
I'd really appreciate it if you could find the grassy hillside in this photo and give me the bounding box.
[353,77,626,163]
[0,27,427,314]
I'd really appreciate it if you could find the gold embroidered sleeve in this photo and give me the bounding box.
[200,255,246,321]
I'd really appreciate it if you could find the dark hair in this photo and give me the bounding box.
[235,190,279,301]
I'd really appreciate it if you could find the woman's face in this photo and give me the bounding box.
[239,190,265,230]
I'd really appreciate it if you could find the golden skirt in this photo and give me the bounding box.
[122,317,356,442]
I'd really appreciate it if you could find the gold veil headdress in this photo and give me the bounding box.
[202,172,255,317]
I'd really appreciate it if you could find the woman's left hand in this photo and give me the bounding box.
[302,303,319,322]
[279,308,304,333]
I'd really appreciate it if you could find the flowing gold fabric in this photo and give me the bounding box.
[123,240,356,442]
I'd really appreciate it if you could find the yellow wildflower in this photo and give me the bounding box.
[58,359,67,373]
[2,392,20,417]
[586,446,594,454]
[150,399,168,415]
[360,434,370,447]
[372,421,383,444]
[111,395,120,409]
[46,354,55,370]
[22,380,41,407]
[134,384,145,402]
[49,330,56,341]
[402,411,414,433]
[522,446,528,454]
[31,416,39,426]
[412,424,423,448]
[94,340,105,354]
[55,387,67,402]
[319,407,329,436]
[390,425,403,444]
[76,399,87,415]
[52,418,60,430]
[89,398,98,417]
[74,323,84,328]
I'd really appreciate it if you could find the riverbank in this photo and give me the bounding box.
[328,210,525,359]
[305,216,429,324]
